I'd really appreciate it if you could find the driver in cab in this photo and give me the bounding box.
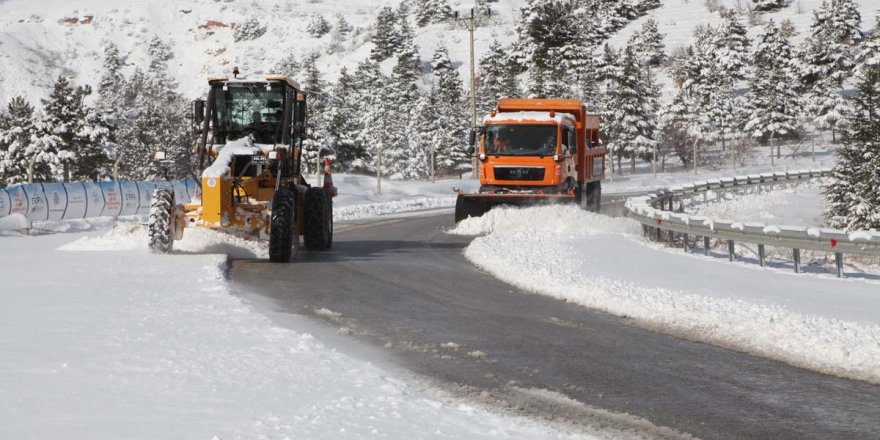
[247,111,273,143]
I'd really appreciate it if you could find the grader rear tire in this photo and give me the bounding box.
[304,188,332,251]
[269,189,297,262]
[148,188,175,253]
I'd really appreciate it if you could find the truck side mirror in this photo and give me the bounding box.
[467,146,475,156]
[469,130,477,147]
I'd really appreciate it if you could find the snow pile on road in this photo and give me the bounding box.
[61,221,269,259]
[452,205,880,384]
[1,227,608,440]
[335,196,457,221]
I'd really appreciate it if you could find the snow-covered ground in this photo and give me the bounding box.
[1,176,686,439]
[451,204,880,384]
[684,181,828,228]
[331,173,477,221]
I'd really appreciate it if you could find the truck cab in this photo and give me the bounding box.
[456,98,605,222]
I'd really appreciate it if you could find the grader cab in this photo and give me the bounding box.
[148,71,335,262]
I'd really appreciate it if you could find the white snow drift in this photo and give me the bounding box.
[452,204,880,384]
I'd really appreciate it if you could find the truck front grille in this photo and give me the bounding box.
[493,167,545,181]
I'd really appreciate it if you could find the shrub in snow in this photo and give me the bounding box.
[306,14,330,38]
[234,17,265,42]
[752,0,785,12]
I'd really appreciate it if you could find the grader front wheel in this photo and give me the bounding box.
[304,188,332,251]
[148,188,176,253]
[269,189,298,262]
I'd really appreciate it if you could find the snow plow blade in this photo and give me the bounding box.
[454,193,575,223]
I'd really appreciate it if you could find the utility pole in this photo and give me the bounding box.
[456,6,490,180]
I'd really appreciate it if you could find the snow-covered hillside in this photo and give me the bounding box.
[0,0,876,107]
[0,0,527,106]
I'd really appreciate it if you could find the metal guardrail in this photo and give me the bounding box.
[625,169,880,278]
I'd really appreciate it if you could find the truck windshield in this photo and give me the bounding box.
[485,124,558,156]
[213,82,285,144]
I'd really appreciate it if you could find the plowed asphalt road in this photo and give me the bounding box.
[230,200,880,440]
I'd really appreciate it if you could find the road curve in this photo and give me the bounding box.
[230,205,880,440]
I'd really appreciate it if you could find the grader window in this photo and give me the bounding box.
[213,82,285,144]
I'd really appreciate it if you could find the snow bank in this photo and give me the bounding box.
[335,197,457,221]
[451,205,880,384]
[0,213,29,232]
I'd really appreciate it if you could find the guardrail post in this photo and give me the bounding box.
[835,252,844,278]
[793,248,801,273]
[667,230,674,244]
[683,233,690,252]
[728,240,735,262]
[758,244,766,267]
[704,237,710,256]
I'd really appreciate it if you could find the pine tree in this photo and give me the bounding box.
[477,40,520,116]
[855,15,880,74]
[352,59,388,174]
[118,37,191,180]
[796,0,861,93]
[325,68,366,170]
[628,18,665,66]
[300,54,330,174]
[0,97,50,185]
[431,44,470,174]
[234,17,266,42]
[334,13,353,35]
[752,0,785,12]
[744,21,801,145]
[825,64,880,230]
[605,44,656,173]
[371,7,401,61]
[415,0,452,27]
[383,37,424,179]
[306,14,331,38]
[273,53,300,76]
[712,10,749,82]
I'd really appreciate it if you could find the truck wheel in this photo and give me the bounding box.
[304,188,332,251]
[589,181,602,213]
[269,189,297,262]
[148,188,176,253]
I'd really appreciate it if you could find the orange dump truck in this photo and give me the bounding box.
[455,98,605,223]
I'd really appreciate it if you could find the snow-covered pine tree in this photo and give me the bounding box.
[605,44,656,173]
[273,53,300,76]
[825,63,880,230]
[300,54,330,174]
[431,43,470,175]
[855,14,880,73]
[385,37,424,179]
[118,37,190,180]
[516,0,582,98]
[744,21,801,146]
[352,59,389,174]
[306,14,331,38]
[476,40,520,116]
[712,9,750,82]
[415,0,452,27]
[628,18,665,66]
[325,68,366,170]
[234,17,266,42]
[752,0,785,12]
[0,97,51,185]
[371,7,402,61]
[796,0,860,94]
[806,74,852,140]
[334,13,353,35]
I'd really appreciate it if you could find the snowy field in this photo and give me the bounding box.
[452,205,880,384]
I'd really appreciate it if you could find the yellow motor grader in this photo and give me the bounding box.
[148,71,335,262]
